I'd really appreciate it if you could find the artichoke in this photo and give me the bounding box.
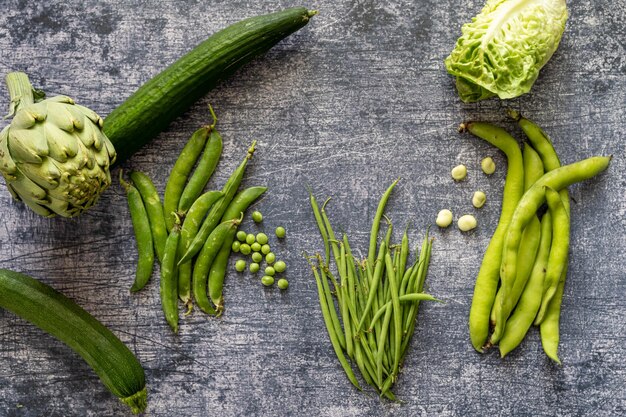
[0,72,116,217]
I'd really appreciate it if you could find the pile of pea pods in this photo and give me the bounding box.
[121,106,269,333]
[307,181,440,399]
[463,111,612,362]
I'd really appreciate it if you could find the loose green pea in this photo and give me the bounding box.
[237,231,247,242]
[261,275,275,286]
[246,233,256,245]
[235,259,246,272]
[274,260,286,273]
[231,241,241,252]
[240,244,251,255]
[250,263,260,273]
[252,252,263,263]
[261,244,271,255]
[251,242,262,252]
[252,210,263,223]
[277,278,289,290]
[256,233,268,245]
[266,252,276,264]
[265,266,275,276]
[275,226,286,238]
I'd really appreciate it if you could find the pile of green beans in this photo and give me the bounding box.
[121,107,267,331]
[463,113,611,362]
[308,181,439,399]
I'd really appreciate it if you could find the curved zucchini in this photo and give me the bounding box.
[0,269,147,414]
[104,7,316,163]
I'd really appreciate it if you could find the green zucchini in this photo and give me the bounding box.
[104,7,316,163]
[0,269,147,414]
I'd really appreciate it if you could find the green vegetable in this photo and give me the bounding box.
[160,217,181,332]
[252,252,263,263]
[256,233,268,245]
[445,0,568,102]
[274,260,286,273]
[277,278,289,290]
[0,269,146,413]
[240,244,251,255]
[231,241,241,252]
[266,252,276,264]
[265,266,276,276]
[251,242,262,252]
[250,263,260,273]
[275,226,286,238]
[237,231,247,242]
[129,171,167,263]
[103,7,317,163]
[261,244,271,255]
[0,72,116,217]
[246,233,256,245]
[235,259,246,272]
[120,173,154,292]
[261,275,275,286]
[252,210,263,223]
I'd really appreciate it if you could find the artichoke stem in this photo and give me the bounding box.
[5,72,35,118]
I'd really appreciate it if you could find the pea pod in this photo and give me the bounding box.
[461,122,524,352]
[490,144,544,344]
[499,212,553,358]
[540,267,566,364]
[129,171,168,263]
[180,141,256,264]
[120,172,154,292]
[208,186,268,315]
[177,190,224,307]
[163,126,210,231]
[178,107,223,213]
[192,216,242,314]
[161,217,181,332]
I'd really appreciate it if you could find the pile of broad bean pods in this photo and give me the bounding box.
[464,112,612,362]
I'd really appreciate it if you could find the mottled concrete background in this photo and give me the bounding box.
[0,1,624,416]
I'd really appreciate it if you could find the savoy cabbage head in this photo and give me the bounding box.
[445,0,568,102]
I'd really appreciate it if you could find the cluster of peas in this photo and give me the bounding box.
[231,210,288,289]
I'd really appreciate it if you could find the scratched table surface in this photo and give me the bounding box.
[0,0,625,416]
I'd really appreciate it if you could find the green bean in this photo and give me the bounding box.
[342,235,357,311]
[180,141,256,264]
[318,257,346,351]
[499,212,552,358]
[177,190,223,307]
[368,301,391,332]
[376,302,393,389]
[308,190,331,266]
[207,186,268,314]
[490,144,544,344]
[461,122,525,352]
[160,216,181,332]
[535,187,570,324]
[357,241,387,331]
[178,108,222,214]
[353,340,374,387]
[192,217,241,315]
[399,293,441,303]
[540,266,566,364]
[500,157,610,328]
[399,227,409,280]
[403,231,431,330]
[368,179,399,265]
[308,256,361,390]
[164,126,210,231]
[385,252,402,380]
[120,172,154,293]
[339,243,354,359]
[129,171,167,263]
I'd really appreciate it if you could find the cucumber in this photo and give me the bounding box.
[104,7,316,163]
[0,269,147,414]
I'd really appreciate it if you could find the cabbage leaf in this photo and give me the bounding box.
[445,0,568,102]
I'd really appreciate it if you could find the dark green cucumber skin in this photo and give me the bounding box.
[0,269,146,404]
[104,7,315,164]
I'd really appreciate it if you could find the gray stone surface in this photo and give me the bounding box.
[0,0,625,416]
